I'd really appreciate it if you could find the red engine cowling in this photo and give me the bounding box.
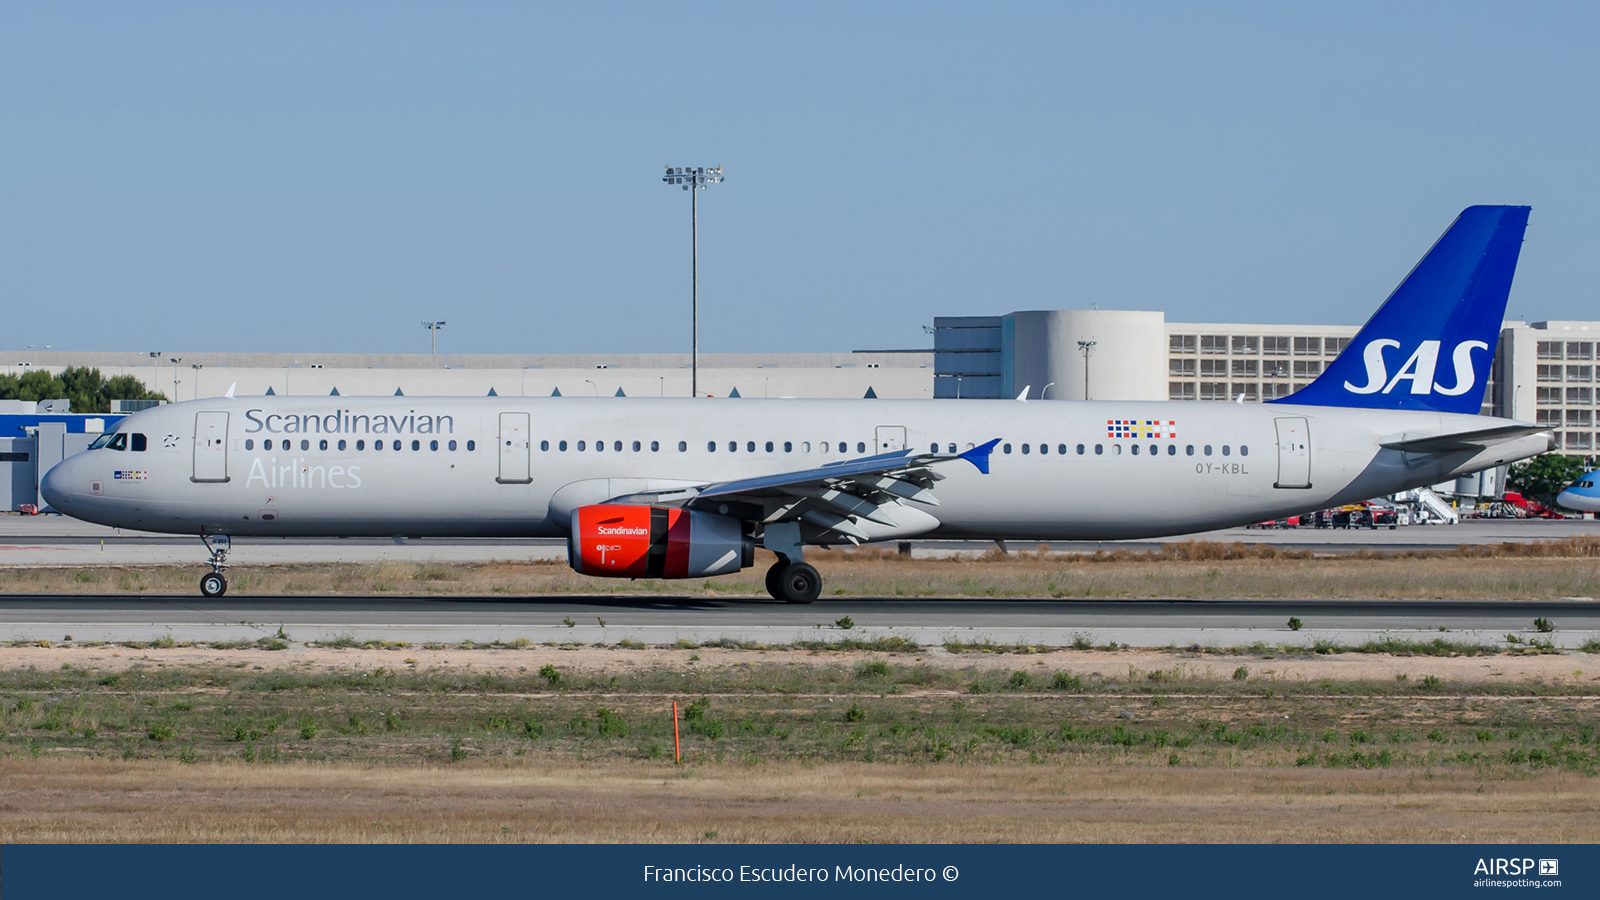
[567,505,753,578]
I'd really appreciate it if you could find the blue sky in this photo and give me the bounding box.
[2,3,1595,355]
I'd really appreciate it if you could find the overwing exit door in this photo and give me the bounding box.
[497,412,532,484]
[1273,417,1311,489]
[875,425,906,454]
[192,412,230,483]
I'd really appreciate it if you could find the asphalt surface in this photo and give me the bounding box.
[1,594,1594,649]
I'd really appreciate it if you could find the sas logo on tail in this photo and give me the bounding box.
[1342,339,1488,397]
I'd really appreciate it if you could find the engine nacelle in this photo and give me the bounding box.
[567,505,753,579]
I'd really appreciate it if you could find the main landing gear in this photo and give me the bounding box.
[765,559,822,604]
[199,533,231,598]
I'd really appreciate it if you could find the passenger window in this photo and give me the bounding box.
[677,441,686,451]
[263,439,273,451]
[1222,445,1231,456]
[356,440,365,451]
[559,441,568,451]
[595,440,604,452]
[707,441,716,452]
[856,442,865,453]
[338,440,347,451]
[375,441,384,451]
[1204,445,1213,456]
[930,443,938,453]
[1132,444,1140,456]
[632,441,641,451]
[319,439,328,451]
[1186,445,1194,456]
[1039,443,1048,455]
[132,433,147,452]
[1058,444,1066,455]
[948,443,957,453]
[245,439,254,451]
[802,442,811,452]
[540,440,549,451]
[1113,444,1122,455]
[615,441,623,452]
[448,440,457,451]
[728,441,737,452]
[1076,444,1084,455]
[1149,444,1157,456]
[1003,443,1012,454]
[300,440,309,451]
[1241,445,1249,456]
[578,441,587,451]
[784,441,792,452]
[1094,444,1102,455]
[1167,444,1176,456]
[1021,444,1030,455]
[765,441,774,452]
[650,441,658,452]
[467,440,475,451]
[393,440,402,451]
[430,440,439,451]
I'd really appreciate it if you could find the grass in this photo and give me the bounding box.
[0,650,1594,842]
[3,537,1600,598]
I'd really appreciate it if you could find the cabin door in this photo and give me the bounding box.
[1273,416,1311,489]
[192,412,230,483]
[874,425,907,454]
[497,412,532,484]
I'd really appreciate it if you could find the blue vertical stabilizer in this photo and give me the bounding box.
[1275,205,1530,414]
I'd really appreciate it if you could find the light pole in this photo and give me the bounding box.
[422,321,446,355]
[584,378,598,396]
[169,357,182,401]
[1041,382,1056,400]
[191,364,204,400]
[662,165,724,398]
[1076,341,1096,400]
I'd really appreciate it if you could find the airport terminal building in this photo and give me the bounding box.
[2,310,1596,513]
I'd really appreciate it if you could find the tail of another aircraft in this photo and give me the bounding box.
[1275,205,1531,415]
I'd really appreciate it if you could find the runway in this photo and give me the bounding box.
[3,594,1595,649]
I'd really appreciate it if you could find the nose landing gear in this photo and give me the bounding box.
[199,533,231,598]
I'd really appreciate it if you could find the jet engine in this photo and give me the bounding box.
[567,505,752,578]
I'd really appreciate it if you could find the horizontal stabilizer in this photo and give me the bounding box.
[1380,424,1551,454]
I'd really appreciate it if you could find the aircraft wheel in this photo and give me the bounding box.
[764,561,789,601]
[778,562,822,604]
[200,572,227,598]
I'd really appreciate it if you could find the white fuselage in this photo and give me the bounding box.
[42,396,1550,541]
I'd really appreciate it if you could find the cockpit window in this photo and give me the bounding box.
[88,433,114,450]
[131,433,147,452]
[106,433,128,451]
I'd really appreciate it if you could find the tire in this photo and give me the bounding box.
[200,572,227,598]
[764,561,789,601]
[778,562,822,604]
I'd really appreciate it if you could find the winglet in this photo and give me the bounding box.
[958,438,1002,474]
[225,382,237,399]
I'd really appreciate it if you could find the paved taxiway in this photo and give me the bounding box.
[2,595,1595,649]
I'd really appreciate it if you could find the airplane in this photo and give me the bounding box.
[42,205,1554,602]
[1556,471,1600,512]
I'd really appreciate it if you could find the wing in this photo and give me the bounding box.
[607,439,1000,543]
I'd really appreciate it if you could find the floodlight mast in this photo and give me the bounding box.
[422,321,446,355]
[662,165,724,398]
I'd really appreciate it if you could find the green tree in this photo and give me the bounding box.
[0,367,166,414]
[1508,454,1589,507]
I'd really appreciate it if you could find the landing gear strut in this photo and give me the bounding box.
[199,533,230,598]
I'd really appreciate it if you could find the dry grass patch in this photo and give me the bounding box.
[3,538,1600,598]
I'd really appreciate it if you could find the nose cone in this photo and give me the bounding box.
[39,457,75,512]
[1556,489,1589,512]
